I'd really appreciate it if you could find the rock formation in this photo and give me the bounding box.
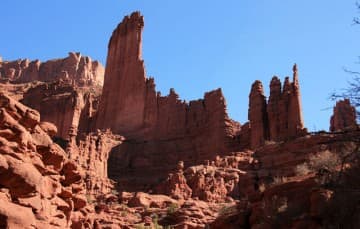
[1,10,360,229]
[97,12,240,190]
[248,64,306,149]
[19,81,101,140]
[249,80,269,148]
[66,130,124,196]
[0,92,89,228]
[330,99,357,131]
[0,52,104,86]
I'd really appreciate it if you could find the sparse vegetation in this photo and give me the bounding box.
[85,194,94,204]
[271,176,288,186]
[111,189,119,196]
[167,203,179,214]
[294,150,341,185]
[258,183,266,193]
[218,204,236,217]
[294,163,311,176]
[308,150,340,174]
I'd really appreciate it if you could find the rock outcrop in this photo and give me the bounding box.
[248,64,306,149]
[20,81,100,140]
[330,99,357,131]
[0,92,90,228]
[66,130,124,196]
[0,52,104,86]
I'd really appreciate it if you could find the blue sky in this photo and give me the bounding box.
[2,1,360,131]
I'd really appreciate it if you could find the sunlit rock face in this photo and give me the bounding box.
[0,52,104,86]
[96,12,240,190]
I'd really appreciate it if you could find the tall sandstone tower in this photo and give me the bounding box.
[95,12,239,190]
[96,12,147,135]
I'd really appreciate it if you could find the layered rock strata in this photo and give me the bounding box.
[20,81,100,140]
[0,52,104,86]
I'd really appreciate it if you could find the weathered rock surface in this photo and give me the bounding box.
[66,130,123,196]
[1,10,359,229]
[0,92,90,228]
[98,12,240,191]
[155,152,256,203]
[0,52,104,86]
[247,64,307,149]
[249,80,268,149]
[330,99,357,131]
[20,81,101,140]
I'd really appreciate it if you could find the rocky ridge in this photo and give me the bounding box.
[0,52,104,86]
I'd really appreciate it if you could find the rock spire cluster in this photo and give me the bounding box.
[248,64,306,148]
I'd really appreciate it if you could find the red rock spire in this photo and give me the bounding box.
[249,80,268,149]
[96,12,147,134]
[248,65,306,149]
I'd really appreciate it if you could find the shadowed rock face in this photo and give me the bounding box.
[96,12,240,190]
[20,82,100,140]
[330,99,357,131]
[0,52,104,86]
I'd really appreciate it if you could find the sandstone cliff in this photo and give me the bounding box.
[20,81,101,140]
[0,52,104,86]
[96,12,240,190]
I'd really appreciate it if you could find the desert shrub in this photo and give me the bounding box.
[85,194,94,204]
[151,214,162,229]
[111,189,119,196]
[271,176,288,186]
[308,150,340,173]
[218,204,237,217]
[258,183,266,193]
[167,203,179,214]
[294,163,311,176]
[294,150,341,184]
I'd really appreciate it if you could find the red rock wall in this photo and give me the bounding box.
[330,99,357,131]
[96,12,240,190]
[0,52,104,86]
[20,82,90,140]
[66,130,123,196]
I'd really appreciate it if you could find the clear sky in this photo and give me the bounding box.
[1,1,359,131]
